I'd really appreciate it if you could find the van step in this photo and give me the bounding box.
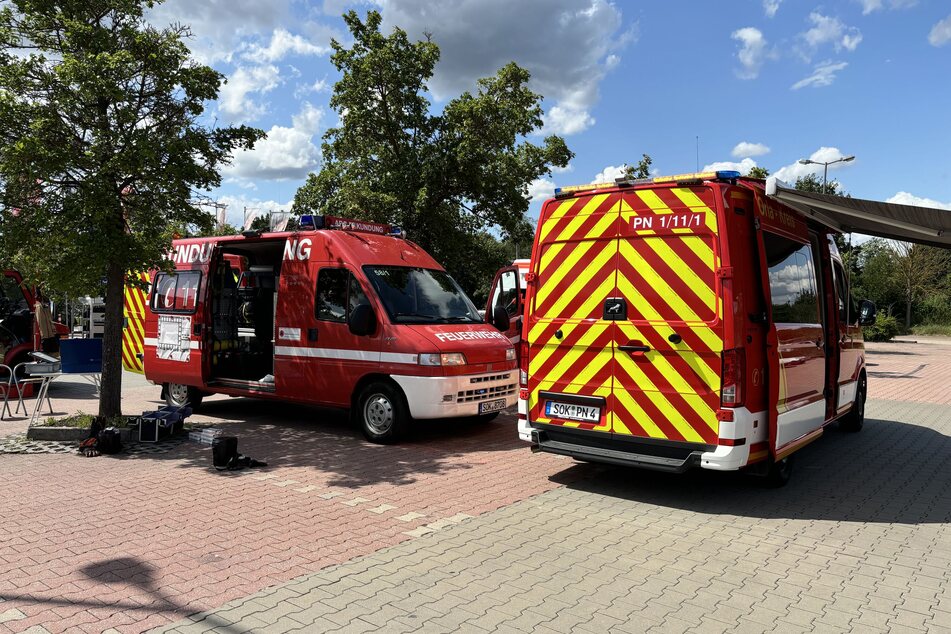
[534,436,697,473]
[208,378,276,393]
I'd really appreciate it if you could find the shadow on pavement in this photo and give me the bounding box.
[552,415,951,525]
[117,396,524,489]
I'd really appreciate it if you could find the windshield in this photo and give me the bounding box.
[363,266,481,324]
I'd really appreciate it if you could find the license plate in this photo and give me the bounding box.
[479,398,507,414]
[545,401,601,423]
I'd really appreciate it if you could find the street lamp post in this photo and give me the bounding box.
[798,155,855,193]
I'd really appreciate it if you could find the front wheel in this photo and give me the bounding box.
[356,382,408,444]
[165,382,203,410]
[839,374,866,433]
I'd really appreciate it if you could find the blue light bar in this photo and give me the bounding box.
[299,214,317,230]
[715,170,741,180]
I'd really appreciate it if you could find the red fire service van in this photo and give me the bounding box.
[1,269,67,368]
[485,259,529,345]
[142,215,517,443]
[510,170,879,485]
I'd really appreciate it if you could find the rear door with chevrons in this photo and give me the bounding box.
[612,187,723,445]
[527,192,622,434]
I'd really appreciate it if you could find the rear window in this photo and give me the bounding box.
[151,271,201,314]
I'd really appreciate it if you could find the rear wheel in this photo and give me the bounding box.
[839,373,866,433]
[357,382,408,444]
[165,382,203,410]
[765,454,794,488]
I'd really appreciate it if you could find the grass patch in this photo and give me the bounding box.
[910,324,951,337]
[38,413,133,428]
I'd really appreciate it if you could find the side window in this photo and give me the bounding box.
[498,270,520,317]
[316,269,368,322]
[763,232,820,324]
[151,271,201,314]
[831,260,856,324]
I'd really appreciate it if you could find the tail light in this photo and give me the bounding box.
[519,339,529,387]
[721,348,745,407]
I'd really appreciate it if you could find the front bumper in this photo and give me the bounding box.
[392,370,518,419]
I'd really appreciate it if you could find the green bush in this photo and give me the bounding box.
[911,323,951,337]
[863,314,901,342]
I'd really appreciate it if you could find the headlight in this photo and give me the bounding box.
[505,347,516,361]
[419,352,467,366]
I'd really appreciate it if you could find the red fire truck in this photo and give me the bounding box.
[508,171,882,485]
[142,216,517,443]
[1,269,68,369]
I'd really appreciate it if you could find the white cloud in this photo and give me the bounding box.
[225,103,323,183]
[527,179,556,203]
[773,147,855,183]
[242,28,329,62]
[702,158,757,174]
[732,27,769,79]
[929,15,951,47]
[217,195,294,228]
[218,65,281,122]
[148,0,293,64]
[856,0,917,14]
[886,192,951,210]
[800,13,862,58]
[732,142,770,158]
[294,77,330,100]
[791,61,848,90]
[378,0,633,136]
[763,0,782,18]
[592,165,627,183]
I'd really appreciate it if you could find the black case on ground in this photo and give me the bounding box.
[212,436,238,470]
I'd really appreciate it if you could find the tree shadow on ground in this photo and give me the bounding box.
[114,396,525,489]
[551,408,951,525]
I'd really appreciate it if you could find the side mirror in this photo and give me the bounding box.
[492,304,510,332]
[858,299,877,327]
[348,304,376,336]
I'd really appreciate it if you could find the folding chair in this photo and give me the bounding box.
[13,362,54,421]
[0,364,13,420]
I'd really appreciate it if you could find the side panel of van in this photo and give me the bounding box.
[527,193,621,435]
[612,187,723,445]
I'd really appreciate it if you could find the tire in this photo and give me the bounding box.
[356,382,408,444]
[765,454,794,488]
[839,373,866,433]
[165,382,203,410]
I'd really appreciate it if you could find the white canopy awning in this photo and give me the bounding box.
[765,177,951,249]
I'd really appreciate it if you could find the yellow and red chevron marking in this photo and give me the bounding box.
[528,193,621,433]
[609,187,722,444]
[122,272,149,374]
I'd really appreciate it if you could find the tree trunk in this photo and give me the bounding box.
[98,260,126,418]
[905,294,912,330]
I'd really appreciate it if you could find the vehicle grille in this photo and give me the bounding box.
[457,381,517,403]
[470,373,512,383]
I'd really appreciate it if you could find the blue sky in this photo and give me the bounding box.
[149,0,951,229]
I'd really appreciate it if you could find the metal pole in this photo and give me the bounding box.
[823,163,829,194]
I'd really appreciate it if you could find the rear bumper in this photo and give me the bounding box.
[527,424,714,474]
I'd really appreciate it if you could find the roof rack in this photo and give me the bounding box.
[554,170,742,198]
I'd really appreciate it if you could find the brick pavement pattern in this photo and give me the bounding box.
[1,341,949,633]
[154,398,951,634]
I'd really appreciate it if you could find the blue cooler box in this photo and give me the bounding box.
[60,339,103,373]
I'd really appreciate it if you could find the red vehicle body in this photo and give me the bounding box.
[142,216,517,443]
[508,171,876,484]
[1,269,68,369]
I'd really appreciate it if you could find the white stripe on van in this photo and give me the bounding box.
[143,338,200,350]
[274,346,418,365]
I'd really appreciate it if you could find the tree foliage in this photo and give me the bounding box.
[746,166,769,179]
[0,0,264,415]
[292,10,572,297]
[623,154,652,180]
[794,173,844,196]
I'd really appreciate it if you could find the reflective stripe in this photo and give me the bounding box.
[143,338,200,350]
[274,346,418,364]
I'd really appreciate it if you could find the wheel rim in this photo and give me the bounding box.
[169,383,189,405]
[857,379,866,419]
[364,394,394,435]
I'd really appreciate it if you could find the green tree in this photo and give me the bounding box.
[292,10,571,297]
[746,166,769,179]
[892,241,948,329]
[622,154,652,179]
[794,173,844,196]
[0,0,264,416]
[248,212,298,232]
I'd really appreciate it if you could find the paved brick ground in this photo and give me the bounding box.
[1,339,949,633]
[0,380,571,634]
[153,399,951,634]
[865,339,951,405]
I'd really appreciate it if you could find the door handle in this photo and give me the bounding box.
[619,345,651,353]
